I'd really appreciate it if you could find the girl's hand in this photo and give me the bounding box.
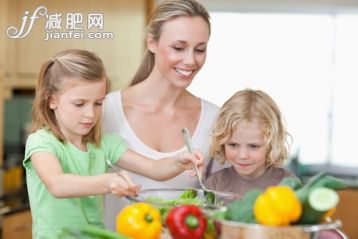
[108,171,141,197]
[177,149,204,176]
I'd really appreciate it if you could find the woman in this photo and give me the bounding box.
[102,0,224,229]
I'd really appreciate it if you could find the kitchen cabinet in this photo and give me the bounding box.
[2,0,149,98]
[2,209,32,239]
[0,69,4,167]
[332,188,358,239]
[0,0,154,165]
[0,0,7,166]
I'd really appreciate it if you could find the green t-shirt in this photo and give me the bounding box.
[23,129,127,239]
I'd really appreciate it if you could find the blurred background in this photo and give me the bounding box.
[1,0,358,238]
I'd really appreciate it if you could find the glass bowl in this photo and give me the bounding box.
[126,187,241,209]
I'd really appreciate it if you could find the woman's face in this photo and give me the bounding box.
[148,16,210,88]
[224,120,268,179]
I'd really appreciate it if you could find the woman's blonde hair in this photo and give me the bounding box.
[130,0,210,86]
[30,49,110,145]
[211,89,291,167]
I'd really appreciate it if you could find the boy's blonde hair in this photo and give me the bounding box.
[30,49,110,145]
[130,0,210,86]
[210,88,291,167]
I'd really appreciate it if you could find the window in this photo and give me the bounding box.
[189,13,358,167]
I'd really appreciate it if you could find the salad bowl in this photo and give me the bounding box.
[126,187,241,208]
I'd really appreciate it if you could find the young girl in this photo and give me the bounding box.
[23,49,203,239]
[204,89,297,196]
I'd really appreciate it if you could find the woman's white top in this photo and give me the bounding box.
[102,91,220,229]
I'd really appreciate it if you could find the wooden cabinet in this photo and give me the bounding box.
[0,68,3,167]
[332,188,358,239]
[0,0,154,165]
[2,0,149,97]
[2,209,32,239]
[0,0,7,166]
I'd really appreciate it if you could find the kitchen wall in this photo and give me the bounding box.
[201,0,358,12]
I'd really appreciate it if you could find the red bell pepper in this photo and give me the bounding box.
[165,205,207,239]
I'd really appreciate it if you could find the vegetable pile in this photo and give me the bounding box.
[117,189,217,239]
[114,201,212,239]
[62,172,346,239]
[224,172,346,226]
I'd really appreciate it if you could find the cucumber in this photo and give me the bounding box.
[293,172,345,225]
[295,172,346,203]
[317,175,346,190]
[225,189,262,223]
[309,187,339,212]
[60,226,130,239]
[297,187,339,225]
[279,177,302,190]
[295,172,325,203]
[80,226,130,239]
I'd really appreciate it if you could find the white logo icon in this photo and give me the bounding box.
[7,6,48,39]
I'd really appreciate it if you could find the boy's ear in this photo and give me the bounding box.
[146,35,157,53]
[48,95,58,110]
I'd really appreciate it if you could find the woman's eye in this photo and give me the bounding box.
[173,46,184,51]
[249,144,260,149]
[95,102,103,106]
[74,103,84,107]
[195,48,206,53]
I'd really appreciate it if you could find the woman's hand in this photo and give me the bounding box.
[176,149,204,177]
[108,171,141,197]
[117,149,205,181]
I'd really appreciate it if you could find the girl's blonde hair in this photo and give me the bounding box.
[211,89,291,167]
[30,49,110,145]
[130,0,210,86]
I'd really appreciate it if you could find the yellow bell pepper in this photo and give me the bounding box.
[253,185,302,226]
[116,202,162,239]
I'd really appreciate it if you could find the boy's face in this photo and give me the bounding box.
[49,78,106,144]
[224,119,268,178]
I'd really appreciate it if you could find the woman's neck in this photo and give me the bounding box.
[124,79,192,109]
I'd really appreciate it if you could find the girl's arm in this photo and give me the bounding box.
[30,151,140,198]
[117,149,203,181]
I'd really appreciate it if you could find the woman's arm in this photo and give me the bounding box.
[30,151,139,198]
[117,149,203,181]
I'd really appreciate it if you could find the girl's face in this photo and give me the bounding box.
[49,79,107,143]
[224,119,268,178]
[148,16,209,88]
